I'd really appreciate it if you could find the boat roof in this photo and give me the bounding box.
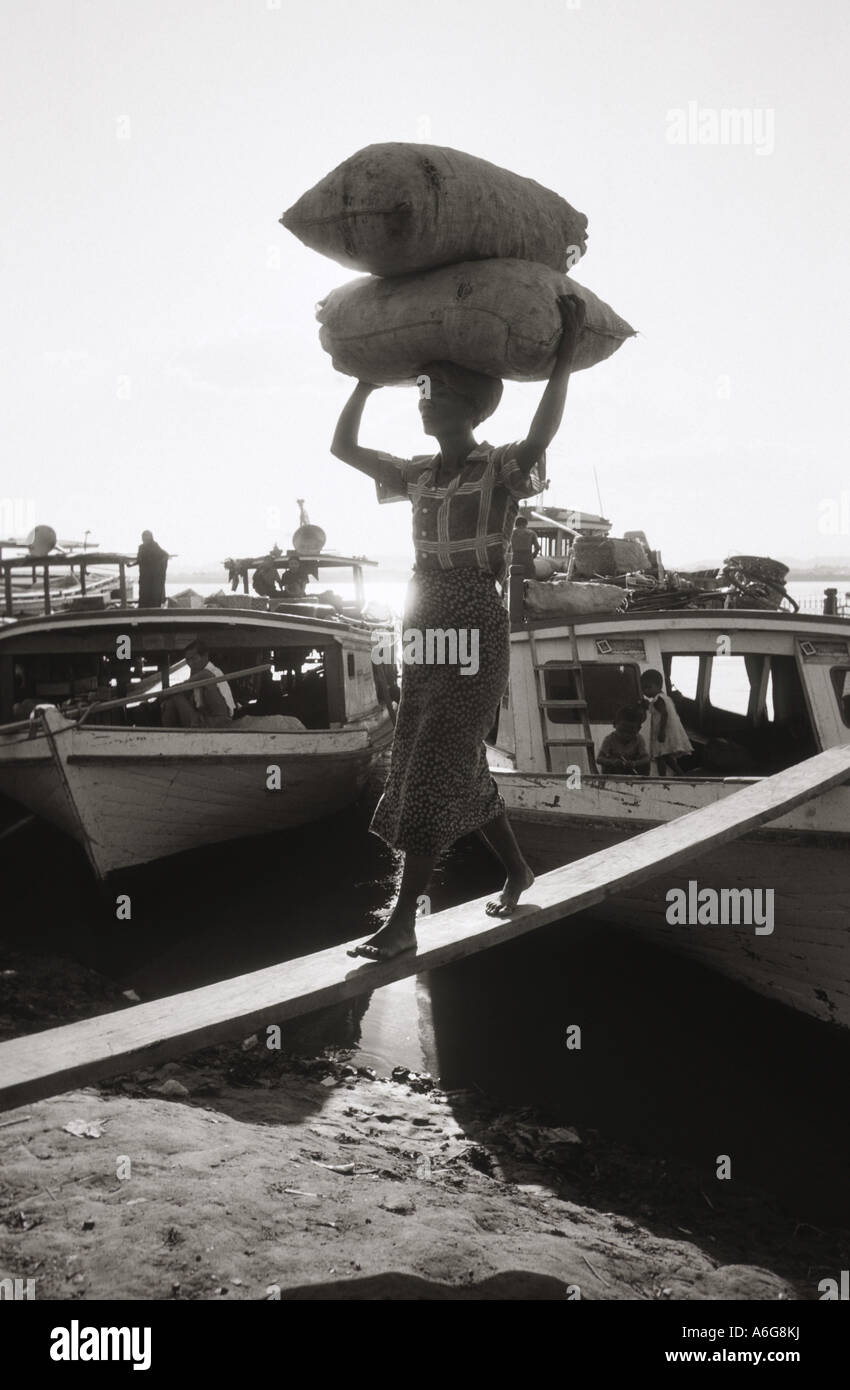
[0,551,134,569]
[0,603,372,646]
[518,608,850,634]
[230,552,377,569]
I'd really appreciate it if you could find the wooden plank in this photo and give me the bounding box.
[1,745,849,1112]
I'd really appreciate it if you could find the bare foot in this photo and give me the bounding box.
[347,905,418,962]
[485,862,535,917]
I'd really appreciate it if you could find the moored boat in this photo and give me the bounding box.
[0,527,136,620]
[487,513,850,1027]
[0,547,395,878]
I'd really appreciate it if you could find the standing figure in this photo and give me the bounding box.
[510,514,541,580]
[332,295,587,962]
[135,530,169,607]
[639,668,693,775]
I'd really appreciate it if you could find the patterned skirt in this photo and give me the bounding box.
[370,567,509,855]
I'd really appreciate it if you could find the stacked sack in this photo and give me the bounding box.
[281,143,634,384]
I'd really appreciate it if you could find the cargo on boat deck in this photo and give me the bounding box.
[524,579,626,616]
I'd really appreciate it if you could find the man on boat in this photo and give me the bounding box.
[510,515,540,580]
[161,640,234,727]
[252,553,284,599]
[134,530,169,607]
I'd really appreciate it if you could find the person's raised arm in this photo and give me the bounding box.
[330,381,403,487]
[511,294,586,475]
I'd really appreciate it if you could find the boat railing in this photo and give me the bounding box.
[797,591,849,618]
[1,551,134,618]
[0,661,278,734]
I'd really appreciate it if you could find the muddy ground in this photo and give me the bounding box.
[1,947,846,1301]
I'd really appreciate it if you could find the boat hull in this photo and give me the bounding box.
[495,772,850,1028]
[0,715,392,878]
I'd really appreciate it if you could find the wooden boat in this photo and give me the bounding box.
[0,528,136,620]
[0,549,395,878]
[0,525,137,619]
[486,513,850,1028]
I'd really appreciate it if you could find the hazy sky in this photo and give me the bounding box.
[2,0,848,569]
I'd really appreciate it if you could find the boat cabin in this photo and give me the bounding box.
[0,606,387,733]
[494,608,850,779]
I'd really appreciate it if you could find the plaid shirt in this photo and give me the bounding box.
[375,441,546,581]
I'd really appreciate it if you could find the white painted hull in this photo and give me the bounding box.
[492,768,850,1028]
[0,712,392,878]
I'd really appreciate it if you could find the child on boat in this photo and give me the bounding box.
[597,705,651,775]
[639,668,692,775]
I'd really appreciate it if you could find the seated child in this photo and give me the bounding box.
[639,668,693,775]
[597,705,651,774]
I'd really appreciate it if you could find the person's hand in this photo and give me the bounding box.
[357,380,383,393]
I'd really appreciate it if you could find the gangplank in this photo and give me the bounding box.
[1,746,849,1112]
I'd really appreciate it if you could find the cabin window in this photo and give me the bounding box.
[662,651,816,774]
[709,654,774,721]
[668,655,700,702]
[6,642,334,730]
[544,662,640,724]
[831,667,850,727]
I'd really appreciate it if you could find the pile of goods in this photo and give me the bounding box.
[622,553,797,614]
[717,555,796,611]
[521,517,796,617]
[281,143,635,385]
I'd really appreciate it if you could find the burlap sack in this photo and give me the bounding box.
[282,143,588,276]
[316,260,634,384]
[524,580,626,616]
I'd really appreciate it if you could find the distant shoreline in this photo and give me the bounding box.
[786,570,850,583]
[167,565,850,587]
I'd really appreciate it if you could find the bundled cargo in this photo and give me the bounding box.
[524,579,626,617]
[567,535,650,579]
[316,259,635,385]
[281,143,588,277]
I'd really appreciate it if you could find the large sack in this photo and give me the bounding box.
[568,536,650,579]
[316,260,635,384]
[524,580,626,617]
[282,144,588,277]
